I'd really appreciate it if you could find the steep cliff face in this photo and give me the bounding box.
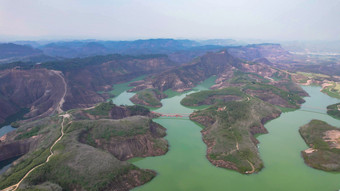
[0,116,62,163]
[0,136,40,161]
[0,69,66,124]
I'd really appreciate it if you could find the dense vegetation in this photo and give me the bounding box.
[299,120,340,171]
[327,103,340,120]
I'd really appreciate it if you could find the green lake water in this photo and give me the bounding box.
[109,75,146,105]
[119,81,340,191]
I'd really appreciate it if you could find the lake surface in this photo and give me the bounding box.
[0,125,15,137]
[121,83,340,191]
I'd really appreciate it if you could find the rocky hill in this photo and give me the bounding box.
[0,69,66,125]
[299,120,340,172]
[190,97,281,174]
[129,50,242,92]
[0,54,175,124]
[129,50,306,108]
[0,103,168,190]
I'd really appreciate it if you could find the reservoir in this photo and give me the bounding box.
[121,83,340,191]
[0,78,339,190]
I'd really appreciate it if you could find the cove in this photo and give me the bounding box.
[122,84,340,191]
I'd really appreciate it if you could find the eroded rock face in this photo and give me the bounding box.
[94,134,167,161]
[0,133,42,161]
[79,120,167,161]
[0,69,65,124]
[61,55,175,111]
[0,140,31,161]
[0,55,175,124]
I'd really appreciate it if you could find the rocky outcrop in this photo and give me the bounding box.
[0,139,32,161]
[0,131,43,162]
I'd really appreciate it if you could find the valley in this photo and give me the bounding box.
[0,40,339,191]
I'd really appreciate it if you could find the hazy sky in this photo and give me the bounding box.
[1,0,340,41]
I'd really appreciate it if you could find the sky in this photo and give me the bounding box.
[0,0,340,41]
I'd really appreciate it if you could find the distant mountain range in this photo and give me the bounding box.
[0,39,244,64]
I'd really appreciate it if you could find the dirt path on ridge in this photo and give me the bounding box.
[2,114,70,191]
[52,70,67,114]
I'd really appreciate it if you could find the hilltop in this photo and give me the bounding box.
[0,103,167,190]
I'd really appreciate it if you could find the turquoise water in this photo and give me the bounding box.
[124,85,340,191]
[0,125,15,137]
[110,75,146,106]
